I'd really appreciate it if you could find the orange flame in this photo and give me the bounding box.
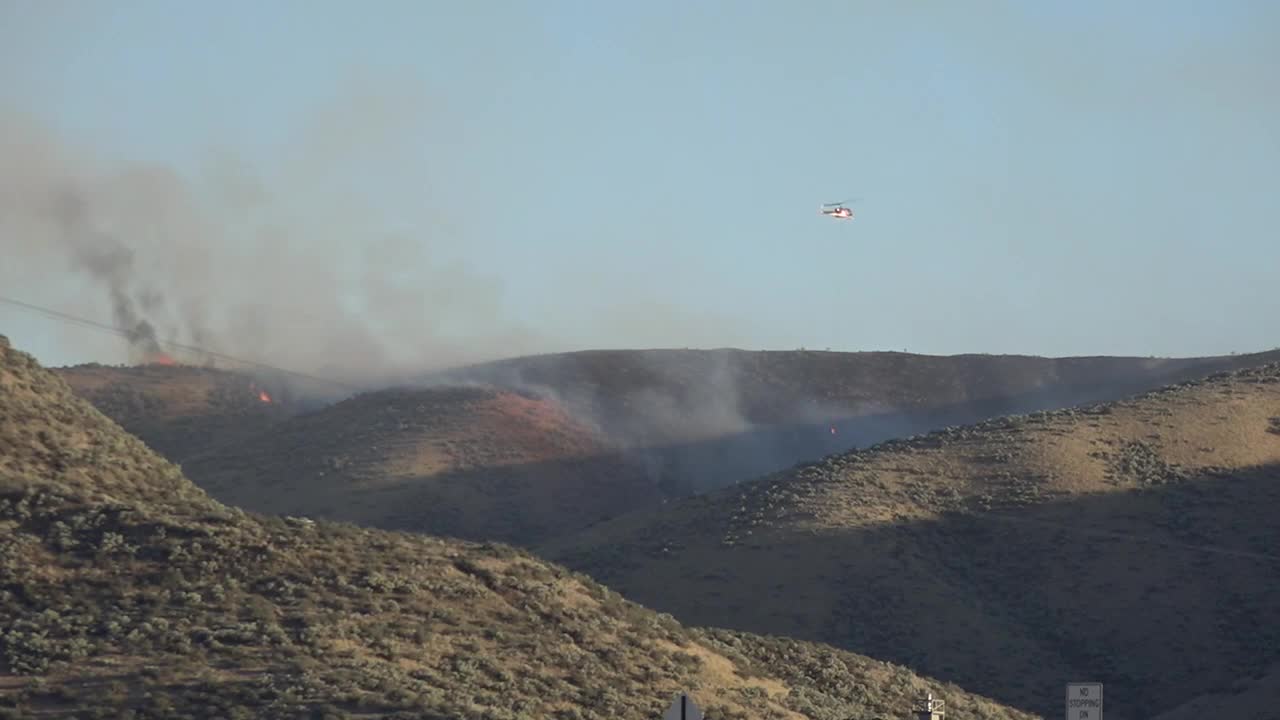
[147,353,177,366]
[258,389,272,403]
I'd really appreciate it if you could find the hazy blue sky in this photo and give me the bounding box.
[2,0,1278,372]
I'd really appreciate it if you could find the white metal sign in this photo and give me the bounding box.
[663,692,703,720]
[1066,683,1103,720]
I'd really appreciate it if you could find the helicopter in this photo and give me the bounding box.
[819,199,856,220]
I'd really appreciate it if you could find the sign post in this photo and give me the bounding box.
[1066,683,1103,720]
[663,691,703,720]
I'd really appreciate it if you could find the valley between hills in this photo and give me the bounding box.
[4,338,1278,718]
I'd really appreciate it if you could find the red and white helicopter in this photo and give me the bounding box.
[819,199,857,220]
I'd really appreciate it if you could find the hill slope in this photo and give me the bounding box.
[542,360,1280,720]
[54,363,300,462]
[438,348,1280,445]
[117,348,1280,547]
[1152,660,1280,720]
[0,334,1035,720]
[181,384,670,544]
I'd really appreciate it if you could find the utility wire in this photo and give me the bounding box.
[0,294,360,391]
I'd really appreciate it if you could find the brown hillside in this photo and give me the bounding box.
[180,384,671,545]
[126,348,1280,549]
[54,363,299,462]
[62,349,1267,472]
[441,348,1280,444]
[0,333,1037,720]
[542,360,1280,720]
[432,347,1280,499]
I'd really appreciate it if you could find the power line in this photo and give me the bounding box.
[0,294,360,391]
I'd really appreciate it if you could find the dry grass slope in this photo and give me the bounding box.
[54,364,296,462]
[543,360,1280,720]
[177,385,671,545]
[0,335,1034,720]
[67,348,1280,552]
[446,348,1280,440]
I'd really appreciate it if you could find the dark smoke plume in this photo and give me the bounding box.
[48,187,172,362]
[0,105,554,391]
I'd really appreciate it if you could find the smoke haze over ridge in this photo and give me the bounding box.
[2,99,550,381]
[3,1,1279,379]
[0,88,794,448]
[1,102,567,386]
[0,73,762,388]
